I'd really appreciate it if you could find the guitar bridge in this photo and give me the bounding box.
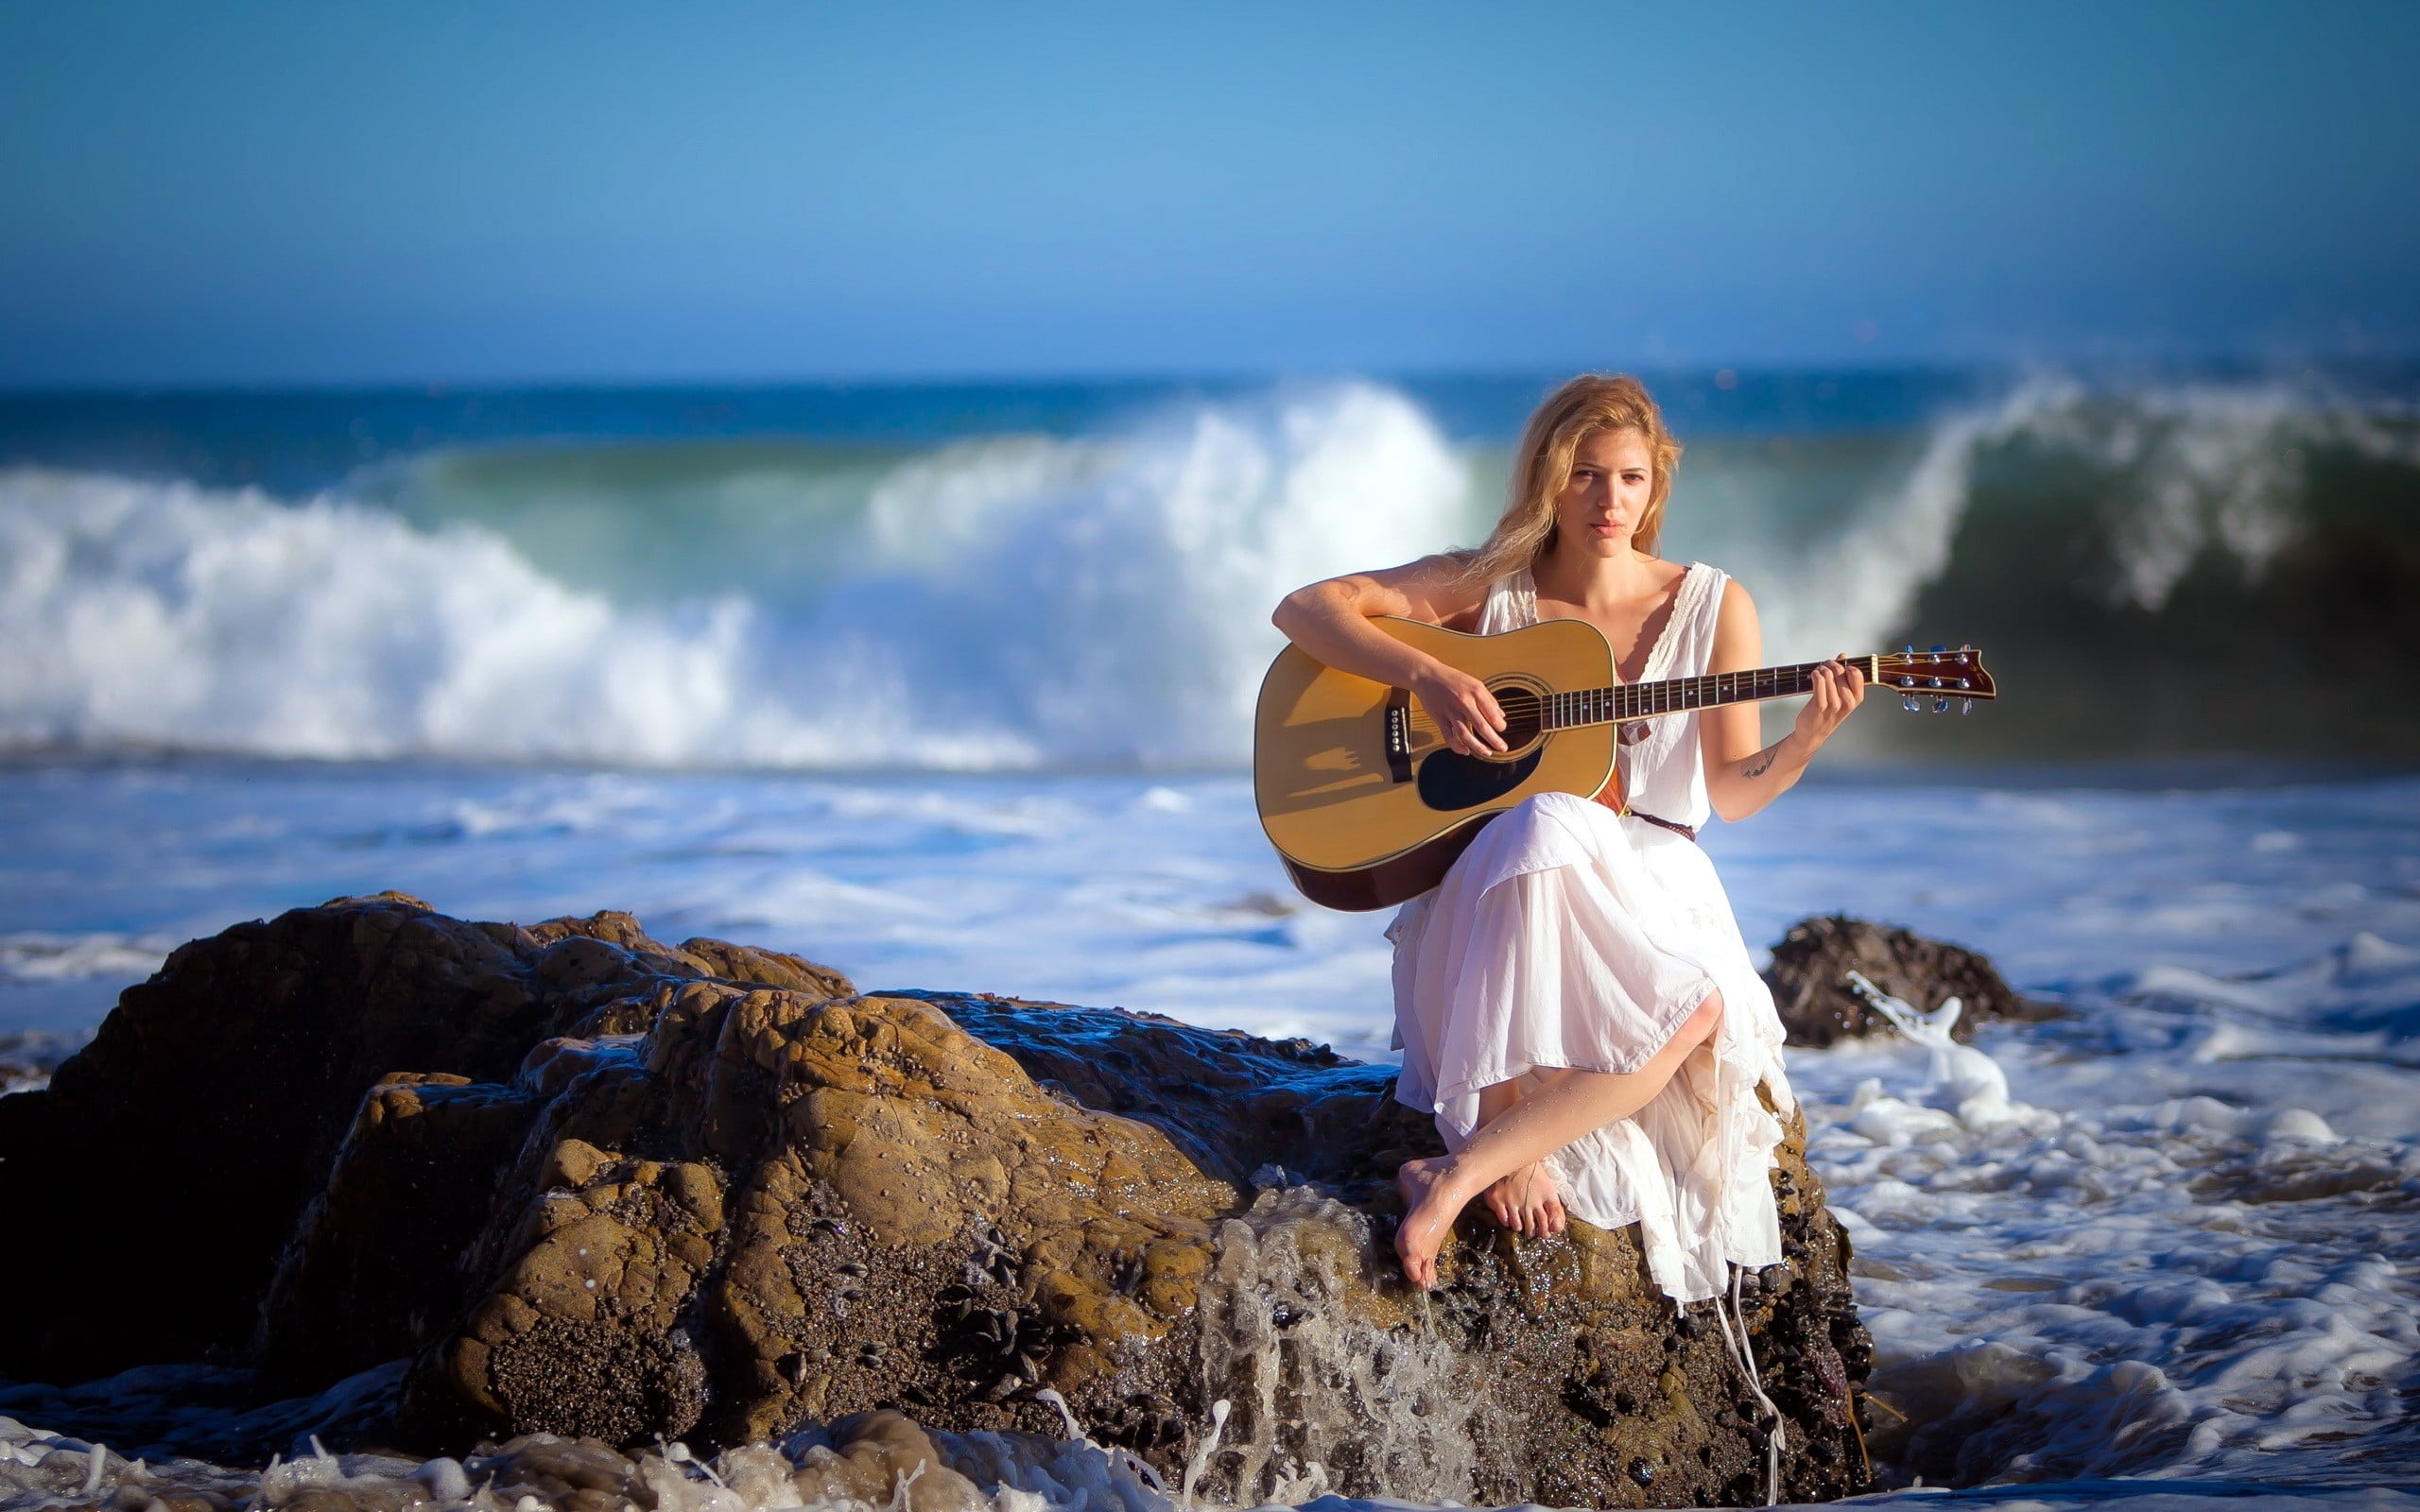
[1383,689,1414,783]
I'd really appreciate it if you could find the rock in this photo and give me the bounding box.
[254,1073,543,1392]
[782,1412,992,1512]
[0,894,855,1385]
[0,900,1876,1507]
[1761,914,2049,1046]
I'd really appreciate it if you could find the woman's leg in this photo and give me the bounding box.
[1396,989,1724,1289]
[1475,1078,1567,1237]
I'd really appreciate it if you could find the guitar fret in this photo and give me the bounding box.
[1544,655,1894,732]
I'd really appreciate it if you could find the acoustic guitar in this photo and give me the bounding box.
[1253,617,1995,910]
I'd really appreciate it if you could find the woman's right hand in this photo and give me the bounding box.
[1411,661,1508,755]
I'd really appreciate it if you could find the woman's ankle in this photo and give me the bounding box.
[1431,1154,1487,1209]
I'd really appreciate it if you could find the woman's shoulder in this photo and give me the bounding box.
[1650,556,1745,597]
[1664,559,1752,637]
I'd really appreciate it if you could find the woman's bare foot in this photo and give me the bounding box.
[1394,1156,1469,1290]
[1483,1160,1566,1236]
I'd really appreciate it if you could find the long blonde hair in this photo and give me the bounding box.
[1461,374,1683,584]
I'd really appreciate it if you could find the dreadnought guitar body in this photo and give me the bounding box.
[1255,617,1619,912]
[1253,617,1994,910]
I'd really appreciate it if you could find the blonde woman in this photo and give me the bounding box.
[1271,375,1866,1296]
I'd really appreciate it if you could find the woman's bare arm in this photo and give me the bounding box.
[1271,558,1510,755]
[1700,580,1866,822]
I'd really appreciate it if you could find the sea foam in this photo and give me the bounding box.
[0,384,1465,768]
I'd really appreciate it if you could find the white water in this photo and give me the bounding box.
[3,763,2415,1503]
[5,375,2418,1504]
[0,384,1468,768]
[8,377,2407,771]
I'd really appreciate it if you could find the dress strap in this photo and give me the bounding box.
[1644,563,1724,682]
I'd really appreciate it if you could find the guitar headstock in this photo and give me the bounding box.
[1874,644,1995,713]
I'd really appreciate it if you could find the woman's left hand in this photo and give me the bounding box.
[1791,656,1866,751]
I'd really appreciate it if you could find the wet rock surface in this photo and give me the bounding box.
[0,898,1877,1506]
[1762,914,2051,1047]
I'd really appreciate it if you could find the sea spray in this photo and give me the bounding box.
[1191,1187,1484,1506]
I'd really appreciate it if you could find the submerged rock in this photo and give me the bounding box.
[1762,914,2048,1047]
[0,897,1876,1506]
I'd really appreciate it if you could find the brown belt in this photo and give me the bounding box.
[1625,809,1698,842]
[1590,778,1697,842]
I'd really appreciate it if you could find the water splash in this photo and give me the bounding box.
[1190,1187,1484,1506]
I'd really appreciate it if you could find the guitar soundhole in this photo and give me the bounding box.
[1417,747,1543,811]
[1495,685,1544,747]
[1412,679,1551,813]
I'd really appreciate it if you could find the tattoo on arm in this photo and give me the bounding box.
[1741,746,1777,780]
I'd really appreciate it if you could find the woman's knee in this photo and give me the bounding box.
[1510,789,1600,833]
[1681,988,1724,1047]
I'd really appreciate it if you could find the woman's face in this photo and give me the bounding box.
[1553,428,1656,557]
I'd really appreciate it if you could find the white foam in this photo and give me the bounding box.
[0,384,1467,770]
[0,468,762,765]
[0,932,181,984]
[1716,375,2420,665]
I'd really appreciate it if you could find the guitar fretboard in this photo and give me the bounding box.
[1544,654,1884,729]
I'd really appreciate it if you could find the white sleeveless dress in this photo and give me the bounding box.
[1387,562,1794,1304]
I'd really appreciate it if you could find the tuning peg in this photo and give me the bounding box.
[1932,696,1950,713]
[1961,698,1974,714]
[1902,696,1923,713]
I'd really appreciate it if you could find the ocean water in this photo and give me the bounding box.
[5,368,2418,768]
[2,370,2417,1507]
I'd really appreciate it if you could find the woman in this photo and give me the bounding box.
[1270,374,1865,1297]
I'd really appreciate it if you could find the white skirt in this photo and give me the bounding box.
[1388,791,1793,1302]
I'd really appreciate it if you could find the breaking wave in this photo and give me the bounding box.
[2,375,2414,767]
[0,386,1466,767]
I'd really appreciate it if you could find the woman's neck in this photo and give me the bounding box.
[1530,541,1668,610]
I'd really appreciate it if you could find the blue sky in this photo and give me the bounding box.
[3,1,2414,385]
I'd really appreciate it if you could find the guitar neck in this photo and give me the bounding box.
[1544,654,1883,729]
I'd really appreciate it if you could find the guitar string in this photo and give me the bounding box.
[1402,653,1986,734]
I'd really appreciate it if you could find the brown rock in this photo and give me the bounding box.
[388,975,1872,1503]
[1,900,1876,1507]
[253,1073,543,1390]
[786,1411,991,1512]
[0,893,853,1384]
[1762,914,2052,1046]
